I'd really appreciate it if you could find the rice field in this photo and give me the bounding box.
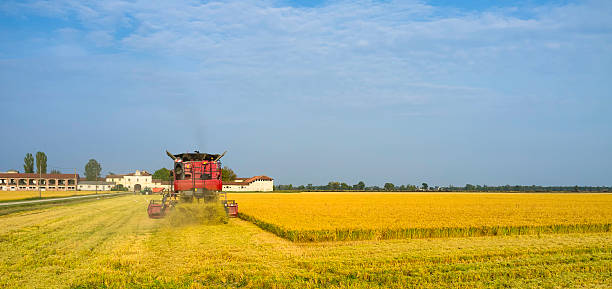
[0,194,610,288]
[0,190,118,202]
[230,192,612,241]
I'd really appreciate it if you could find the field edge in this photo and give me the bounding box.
[238,212,612,242]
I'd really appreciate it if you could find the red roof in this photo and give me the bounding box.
[224,175,273,186]
[223,182,245,185]
[0,173,79,179]
[106,171,151,178]
[106,175,123,178]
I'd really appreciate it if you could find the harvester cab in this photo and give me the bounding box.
[147,150,239,218]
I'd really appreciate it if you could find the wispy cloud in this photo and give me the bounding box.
[1,0,610,113]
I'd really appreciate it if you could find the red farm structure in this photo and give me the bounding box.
[169,151,224,201]
[147,150,238,218]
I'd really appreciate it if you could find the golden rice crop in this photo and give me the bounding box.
[230,192,612,241]
[0,190,117,202]
[0,195,610,288]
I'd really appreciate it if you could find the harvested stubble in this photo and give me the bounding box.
[231,192,612,242]
[166,202,229,227]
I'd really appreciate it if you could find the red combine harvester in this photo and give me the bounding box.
[147,150,238,219]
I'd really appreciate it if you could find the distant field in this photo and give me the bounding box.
[230,192,612,241]
[0,190,120,202]
[0,195,610,288]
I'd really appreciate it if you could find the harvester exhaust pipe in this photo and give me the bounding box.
[214,151,227,162]
[166,150,177,160]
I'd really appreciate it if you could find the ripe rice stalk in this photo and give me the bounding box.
[240,212,611,242]
[232,193,612,242]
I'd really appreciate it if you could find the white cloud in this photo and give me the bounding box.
[2,0,611,109]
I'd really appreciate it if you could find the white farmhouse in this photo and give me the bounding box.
[222,176,274,192]
[106,170,171,192]
[77,181,115,191]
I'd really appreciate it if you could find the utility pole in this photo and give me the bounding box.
[38,169,42,199]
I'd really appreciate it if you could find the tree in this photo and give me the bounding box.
[36,151,47,174]
[152,168,172,181]
[354,181,366,191]
[421,183,428,191]
[23,153,34,173]
[327,181,340,190]
[384,182,395,191]
[50,169,61,174]
[276,184,294,191]
[85,159,102,181]
[221,167,237,182]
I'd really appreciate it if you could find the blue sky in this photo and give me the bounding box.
[0,0,610,186]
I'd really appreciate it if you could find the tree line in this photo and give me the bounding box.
[22,152,52,174]
[20,152,101,181]
[275,182,612,192]
[275,181,429,191]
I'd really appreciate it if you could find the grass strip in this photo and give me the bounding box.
[0,193,131,216]
[238,212,612,242]
[0,192,125,203]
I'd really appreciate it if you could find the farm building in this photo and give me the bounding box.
[222,176,274,192]
[105,170,171,192]
[152,179,172,191]
[0,171,79,191]
[77,181,115,191]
